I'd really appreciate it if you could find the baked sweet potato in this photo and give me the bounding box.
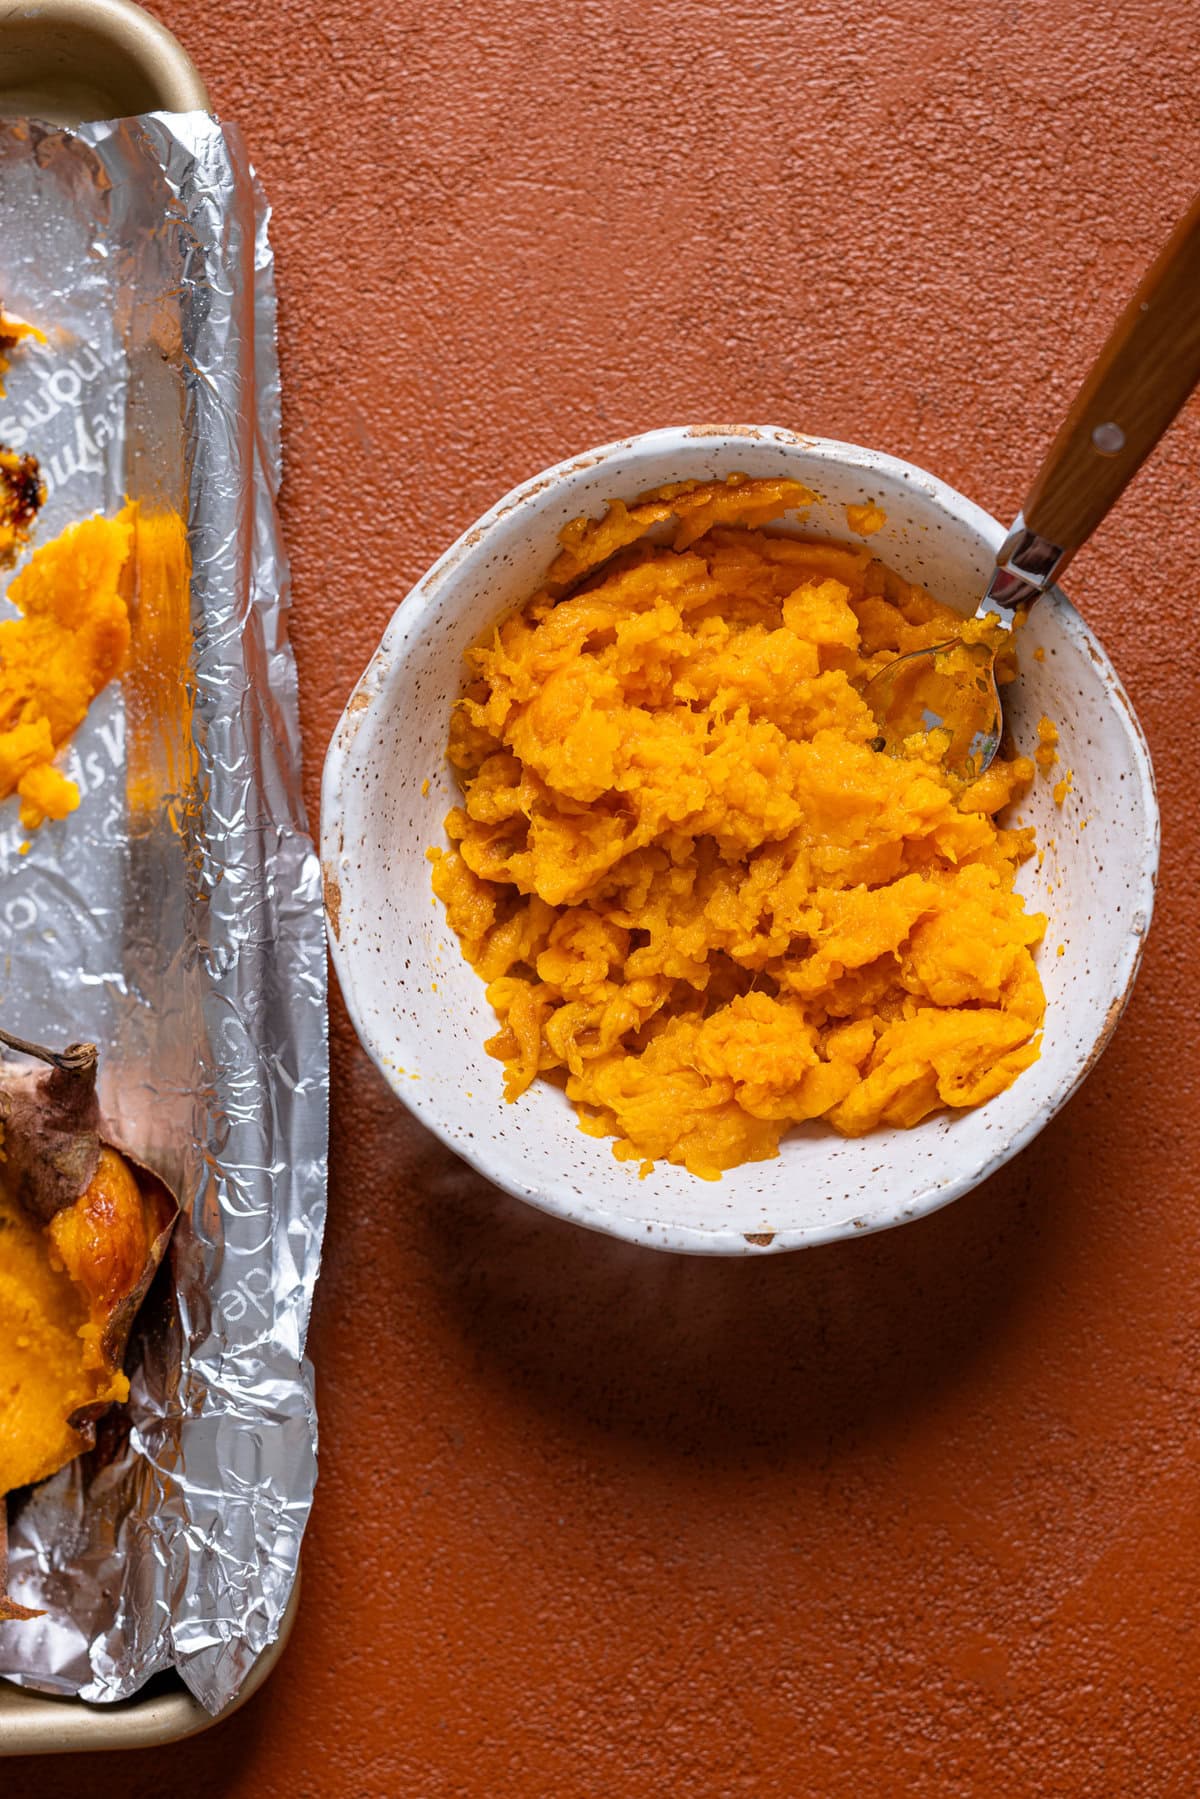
[0,1028,177,1621]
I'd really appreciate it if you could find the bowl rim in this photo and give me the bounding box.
[322,423,1160,1255]
[0,0,211,121]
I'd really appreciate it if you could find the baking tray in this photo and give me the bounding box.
[0,1576,300,1755]
[0,0,208,120]
[0,0,296,1756]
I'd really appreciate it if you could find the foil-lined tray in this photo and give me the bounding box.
[0,112,327,1716]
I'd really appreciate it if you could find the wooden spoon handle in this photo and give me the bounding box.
[1022,187,1200,560]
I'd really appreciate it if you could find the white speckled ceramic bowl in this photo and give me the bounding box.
[322,426,1158,1254]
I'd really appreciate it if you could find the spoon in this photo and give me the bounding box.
[869,186,1200,780]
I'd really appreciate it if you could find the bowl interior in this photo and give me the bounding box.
[324,428,1157,1252]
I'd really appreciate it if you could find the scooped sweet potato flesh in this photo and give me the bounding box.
[432,478,1046,1180]
[0,1148,161,1494]
[0,506,132,828]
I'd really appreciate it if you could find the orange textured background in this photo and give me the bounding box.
[15,1,1200,1792]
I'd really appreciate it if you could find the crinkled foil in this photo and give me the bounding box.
[0,114,327,1713]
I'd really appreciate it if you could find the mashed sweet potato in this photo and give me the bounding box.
[432,477,1046,1179]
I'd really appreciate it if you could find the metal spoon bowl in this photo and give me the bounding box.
[866,638,1002,782]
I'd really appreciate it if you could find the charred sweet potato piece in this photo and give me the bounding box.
[0,1029,176,1621]
[0,306,46,570]
[0,445,44,570]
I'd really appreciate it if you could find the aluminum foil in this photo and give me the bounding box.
[0,113,327,1713]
